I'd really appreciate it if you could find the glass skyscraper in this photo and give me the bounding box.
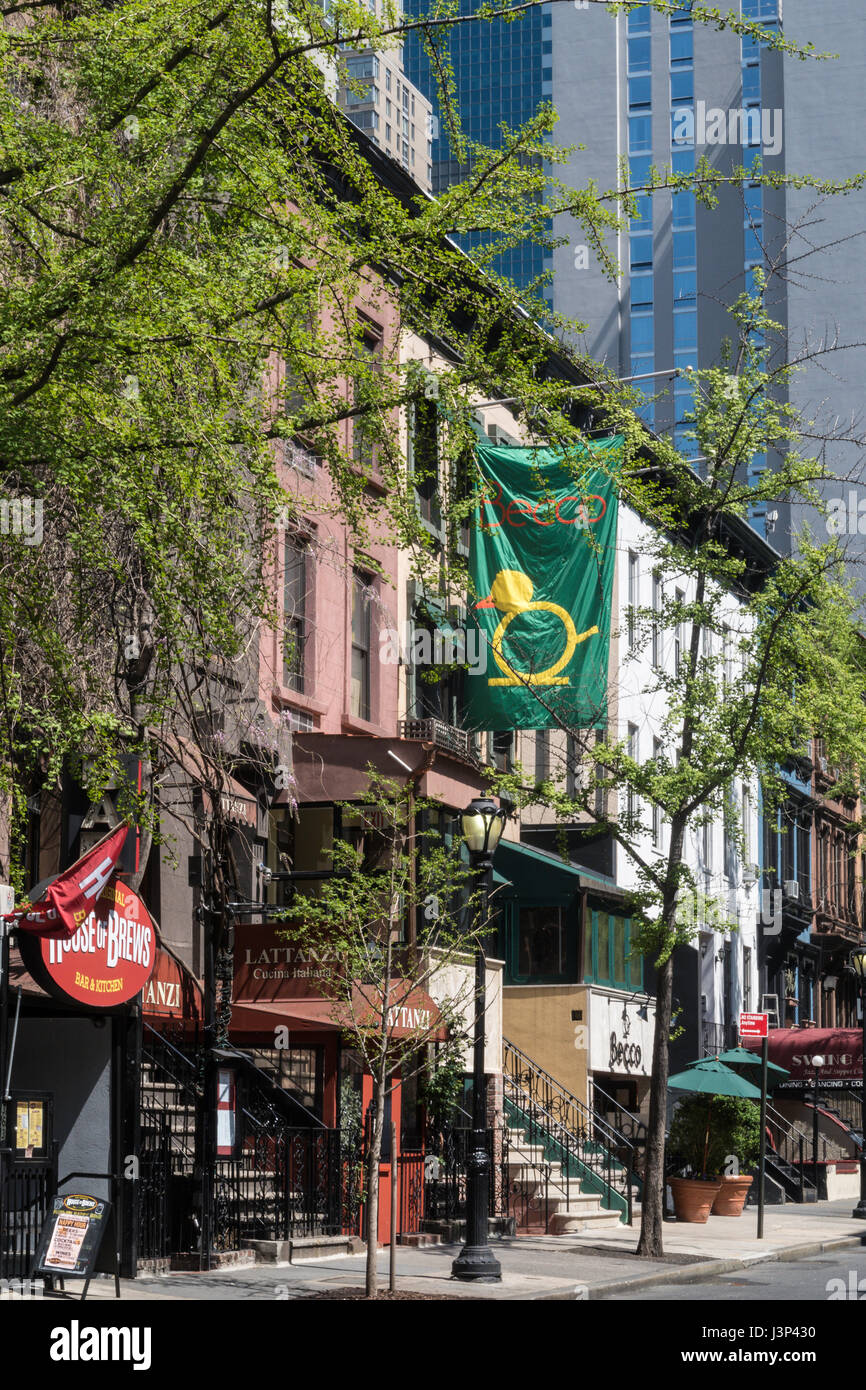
[404,0,551,297]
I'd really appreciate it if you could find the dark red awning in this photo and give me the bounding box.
[745,1028,862,1081]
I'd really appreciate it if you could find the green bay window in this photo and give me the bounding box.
[583,902,642,991]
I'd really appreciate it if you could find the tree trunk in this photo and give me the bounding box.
[636,949,673,1256]
[365,1077,387,1299]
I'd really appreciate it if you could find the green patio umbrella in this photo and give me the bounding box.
[668,1058,762,1178]
[715,1045,789,1081]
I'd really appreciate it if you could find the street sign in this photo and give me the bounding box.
[740,1011,769,1038]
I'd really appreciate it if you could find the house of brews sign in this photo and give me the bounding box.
[19,879,156,1008]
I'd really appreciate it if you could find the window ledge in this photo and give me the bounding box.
[341,712,393,737]
[272,688,329,718]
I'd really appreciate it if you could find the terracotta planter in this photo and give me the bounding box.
[669,1176,722,1223]
[711,1174,753,1217]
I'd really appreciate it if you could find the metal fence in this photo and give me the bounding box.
[0,1147,57,1281]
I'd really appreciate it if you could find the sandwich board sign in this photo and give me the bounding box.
[33,1192,115,1296]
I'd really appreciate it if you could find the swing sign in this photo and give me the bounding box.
[739,1012,768,1039]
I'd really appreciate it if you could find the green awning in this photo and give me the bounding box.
[492,838,624,906]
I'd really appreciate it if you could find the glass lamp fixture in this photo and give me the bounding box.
[460,797,506,860]
[850,948,866,981]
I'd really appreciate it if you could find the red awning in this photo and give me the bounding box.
[230,998,343,1034]
[229,982,447,1042]
[745,1028,862,1081]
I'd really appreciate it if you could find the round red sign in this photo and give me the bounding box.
[20,880,156,1008]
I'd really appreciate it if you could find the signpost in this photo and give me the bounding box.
[740,1012,769,1238]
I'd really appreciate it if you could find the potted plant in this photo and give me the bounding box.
[707,1097,760,1216]
[667,1094,760,1219]
[666,1097,724,1222]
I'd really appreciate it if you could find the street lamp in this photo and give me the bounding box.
[810,1054,825,1187]
[451,796,506,1283]
[849,947,866,1219]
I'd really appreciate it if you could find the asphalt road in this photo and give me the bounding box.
[602,1246,866,1300]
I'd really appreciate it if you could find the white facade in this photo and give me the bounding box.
[615,500,761,1047]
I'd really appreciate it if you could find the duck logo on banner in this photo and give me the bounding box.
[465,439,620,731]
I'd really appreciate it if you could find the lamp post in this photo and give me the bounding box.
[810,1053,825,1188]
[451,796,506,1283]
[849,947,866,1219]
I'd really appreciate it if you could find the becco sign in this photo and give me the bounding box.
[20,879,155,1009]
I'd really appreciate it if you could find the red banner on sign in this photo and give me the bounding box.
[9,824,129,939]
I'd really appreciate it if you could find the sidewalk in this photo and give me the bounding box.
[22,1197,863,1302]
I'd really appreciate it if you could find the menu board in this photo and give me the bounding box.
[33,1193,111,1278]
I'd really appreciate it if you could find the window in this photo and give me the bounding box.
[702,818,712,874]
[673,309,697,349]
[535,728,549,783]
[743,946,752,1012]
[626,723,638,824]
[672,191,695,227]
[585,906,642,990]
[627,3,651,34]
[673,269,696,303]
[628,36,651,73]
[651,570,662,667]
[630,234,653,271]
[517,906,567,981]
[632,272,654,308]
[410,399,440,528]
[566,732,579,799]
[628,75,651,109]
[491,730,513,773]
[629,115,652,153]
[742,786,752,866]
[670,29,693,63]
[627,551,639,647]
[351,571,373,720]
[670,68,693,103]
[630,313,653,354]
[283,534,310,693]
[652,737,663,848]
[352,325,381,469]
[674,589,686,675]
[672,229,696,268]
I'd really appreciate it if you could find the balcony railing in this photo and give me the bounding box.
[399,718,476,762]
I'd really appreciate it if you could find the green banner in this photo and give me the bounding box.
[465,438,620,731]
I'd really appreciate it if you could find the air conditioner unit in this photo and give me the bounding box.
[818,756,829,775]
[783,879,799,900]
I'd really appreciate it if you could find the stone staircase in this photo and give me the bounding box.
[504,1118,624,1235]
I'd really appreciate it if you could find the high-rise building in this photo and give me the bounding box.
[338,45,434,193]
[404,0,552,298]
[408,1,866,558]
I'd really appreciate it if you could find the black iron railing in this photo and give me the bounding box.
[0,1146,58,1282]
[503,1038,633,1224]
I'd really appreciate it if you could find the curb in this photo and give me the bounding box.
[535,1233,866,1301]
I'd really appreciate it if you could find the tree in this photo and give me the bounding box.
[0,0,857,883]
[490,279,866,1256]
[277,773,495,1299]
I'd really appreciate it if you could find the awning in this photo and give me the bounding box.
[229,982,447,1042]
[744,1028,862,1082]
[493,838,626,905]
[230,998,343,1034]
[142,945,202,1023]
